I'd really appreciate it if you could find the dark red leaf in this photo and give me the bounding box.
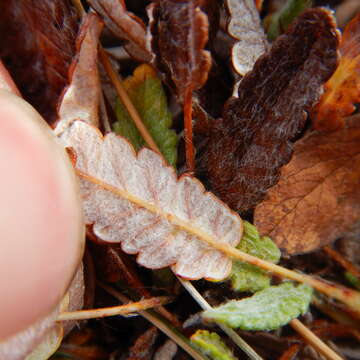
[148,0,212,171]
[0,0,79,123]
[200,8,339,212]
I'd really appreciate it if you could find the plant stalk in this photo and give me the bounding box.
[57,296,171,321]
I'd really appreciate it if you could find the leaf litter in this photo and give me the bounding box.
[3,0,360,359]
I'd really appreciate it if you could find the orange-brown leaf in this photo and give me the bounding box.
[313,13,360,131]
[254,114,360,254]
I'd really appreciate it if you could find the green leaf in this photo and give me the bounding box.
[345,272,360,291]
[237,221,281,262]
[113,64,178,167]
[230,221,281,293]
[190,330,237,360]
[266,0,312,40]
[203,283,313,331]
[230,262,270,293]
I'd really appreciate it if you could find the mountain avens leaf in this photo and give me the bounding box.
[59,120,242,281]
[230,262,270,293]
[113,64,178,167]
[237,221,281,262]
[230,222,280,293]
[203,283,313,330]
[190,330,237,360]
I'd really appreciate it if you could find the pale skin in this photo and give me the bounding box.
[0,62,84,341]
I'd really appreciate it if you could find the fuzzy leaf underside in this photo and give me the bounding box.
[190,330,237,360]
[59,120,242,281]
[113,64,178,167]
[203,283,313,330]
[226,0,268,76]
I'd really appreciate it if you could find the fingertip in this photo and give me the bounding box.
[0,90,85,340]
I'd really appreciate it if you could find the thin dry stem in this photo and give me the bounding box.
[290,319,344,360]
[323,245,360,278]
[98,47,161,154]
[76,169,360,316]
[183,88,195,172]
[57,296,171,321]
[99,282,207,360]
[178,278,263,360]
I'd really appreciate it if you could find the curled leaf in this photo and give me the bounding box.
[59,120,242,281]
[148,0,211,102]
[113,64,178,167]
[201,8,339,212]
[255,114,360,254]
[226,0,268,76]
[313,13,360,131]
[88,0,151,62]
[230,221,280,293]
[190,330,236,360]
[203,283,313,331]
[266,0,312,41]
[55,13,103,136]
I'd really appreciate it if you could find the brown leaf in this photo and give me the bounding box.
[201,8,339,212]
[148,0,212,170]
[127,327,158,360]
[148,0,211,102]
[313,13,360,131]
[55,13,103,135]
[254,114,360,255]
[58,120,242,281]
[87,0,151,62]
[0,0,78,123]
[225,0,268,76]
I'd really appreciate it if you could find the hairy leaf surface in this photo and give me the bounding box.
[190,330,236,360]
[226,0,268,76]
[313,13,360,131]
[255,114,360,254]
[55,14,103,136]
[201,8,339,212]
[203,283,313,331]
[113,64,178,167]
[230,222,280,293]
[59,120,242,281]
[88,0,151,62]
[148,0,211,102]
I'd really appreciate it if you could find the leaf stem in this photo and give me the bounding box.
[289,319,344,360]
[323,246,360,279]
[57,296,171,321]
[98,47,161,155]
[76,170,360,316]
[178,277,263,360]
[183,88,195,172]
[99,282,208,360]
